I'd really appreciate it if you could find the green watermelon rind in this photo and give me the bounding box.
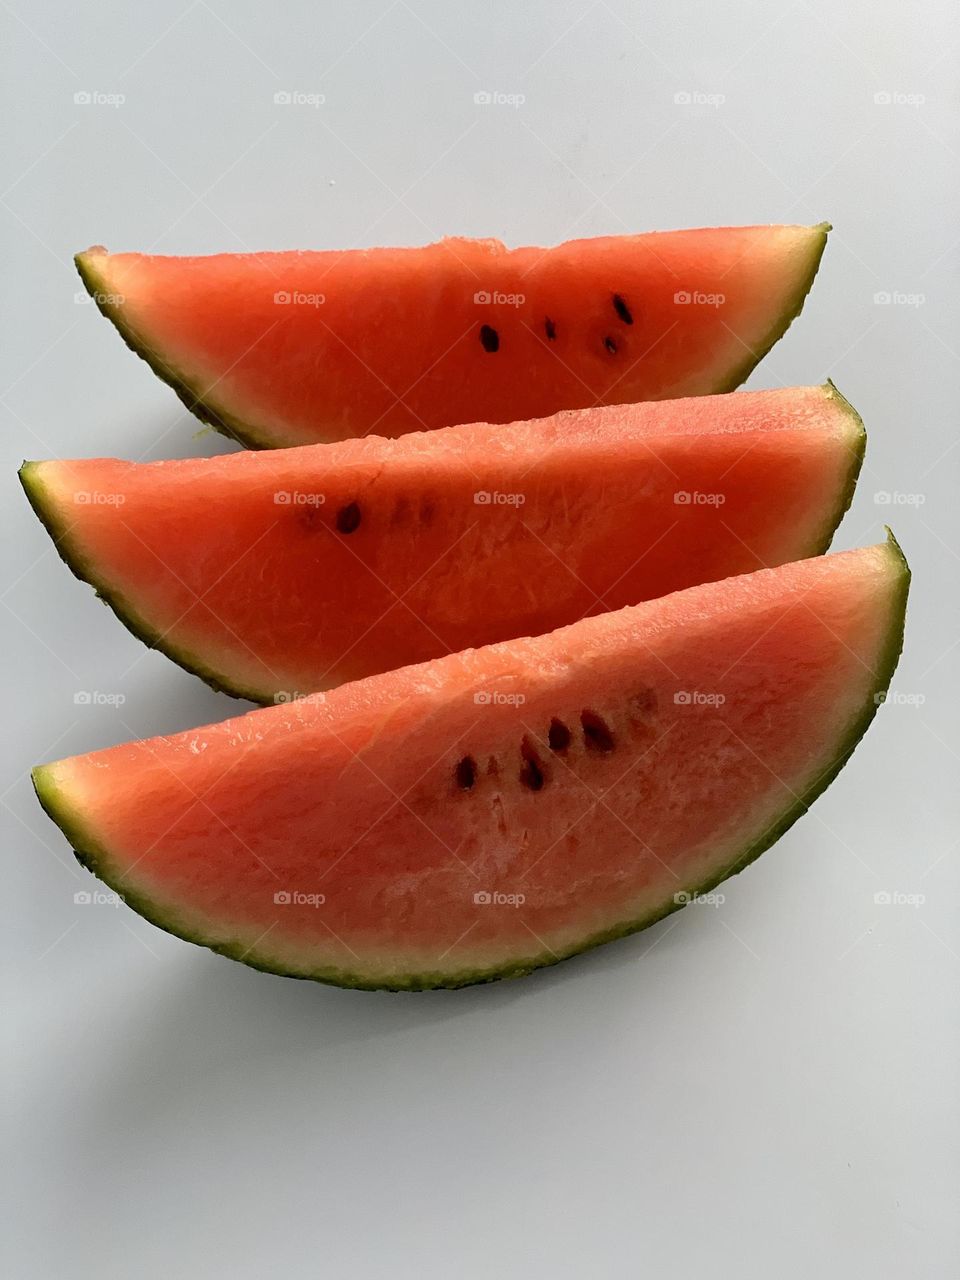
[17,379,866,708]
[30,532,908,992]
[75,225,831,452]
[75,252,264,449]
[18,460,267,704]
[714,222,831,396]
[815,378,865,544]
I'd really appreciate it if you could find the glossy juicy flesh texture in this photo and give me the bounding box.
[75,224,830,448]
[20,383,864,701]
[33,538,908,990]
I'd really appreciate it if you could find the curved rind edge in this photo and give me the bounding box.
[75,252,278,450]
[816,379,866,551]
[19,371,862,709]
[76,226,831,451]
[18,389,865,711]
[18,461,266,704]
[18,378,863,707]
[31,535,909,992]
[715,223,831,395]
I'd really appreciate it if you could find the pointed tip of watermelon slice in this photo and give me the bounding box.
[74,249,259,449]
[18,460,269,705]
[18,460,62,552]
[820,377,865,446]
[31,762,96,876]
[881,524,910,581]
[811,379,866,550]
[714,222,831,397]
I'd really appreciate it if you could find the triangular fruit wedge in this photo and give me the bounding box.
[33,537,908,991]
[76,224,829,448]
[21,383,863,701]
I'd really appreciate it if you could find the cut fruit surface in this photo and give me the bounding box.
[33,538,909,991]
[21,384,864,701]
[75,225,830,448]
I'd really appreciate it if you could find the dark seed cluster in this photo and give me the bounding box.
[477,294,634,357]
[455,709,617,793]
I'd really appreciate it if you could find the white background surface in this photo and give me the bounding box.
[3,3,959,1277]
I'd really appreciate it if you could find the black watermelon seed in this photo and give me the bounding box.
[544,317,557,340]
[336,502,361,534]
[519,738,547,791]
[547,718,571,751]
[581,710,615,752]
[612,294,633,325]
[455,756,477,790]
[603,335,618,355]
[479,325,499,353]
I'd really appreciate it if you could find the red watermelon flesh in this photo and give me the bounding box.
[32,538,908,990]
[75,225,829,448]
[21,384,863,701]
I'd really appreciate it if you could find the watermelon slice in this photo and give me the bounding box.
[75,225,830,448]
[32,537,908,991]
[20,384,864,701]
